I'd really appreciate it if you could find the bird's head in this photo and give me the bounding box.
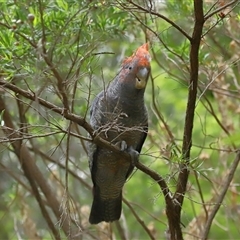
[120,43,151,90]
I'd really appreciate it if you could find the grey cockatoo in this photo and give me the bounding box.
[88,43,151,224]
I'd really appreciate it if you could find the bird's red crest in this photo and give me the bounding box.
[122,43,151,68]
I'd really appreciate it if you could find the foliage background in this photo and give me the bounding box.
[0,0,240,239]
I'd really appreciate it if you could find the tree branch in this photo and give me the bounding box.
[0,79,133,156]
[175,0,204,203]
[0,78,171,211]
[170,1,205,239]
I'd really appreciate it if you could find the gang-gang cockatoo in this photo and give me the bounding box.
[88,43,151,224]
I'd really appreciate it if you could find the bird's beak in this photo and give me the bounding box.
[135,77,147,89]
[135,67,149,89]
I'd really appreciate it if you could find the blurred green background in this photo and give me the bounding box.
[0,0,240,239]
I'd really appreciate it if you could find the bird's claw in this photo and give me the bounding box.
[116,140,139,166]
[120,140,128,151]
[127,146,139,166]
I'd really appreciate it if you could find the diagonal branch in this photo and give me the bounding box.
[123,198,155,240]
[0,78,171,206]
[201,150,240,240]
[123,0,192,41]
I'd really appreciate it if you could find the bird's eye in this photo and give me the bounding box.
[128,66,132,70]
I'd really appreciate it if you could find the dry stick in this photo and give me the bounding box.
[42,54,70,111]
[193,170,208,221]
[200,95,237,149]
[125,0,191,41]
[123,198,155,240]
[0,97,61,240]
[64,122,72,237]
[38,0,69,111]
[150,74,180,153]
[202,150,240,240]
[32,146,92,189]
[0,131,63,143]
[114,221,127,240]
[0,162,32,192]
[136,161,170,199]
[129,11,188,67]
[204,0,239,21]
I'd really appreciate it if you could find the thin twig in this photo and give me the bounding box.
[0,131,63,143]
[0,162,31,192]
[120,0,192,41]
[38,0,69,111]
[114,221,127,240]
[204,0,239,21]
[193,170,208,220]
[200,94,236,149]
[150,74,180,152]
[130,11,190,65]
[123,198,155,240]
[136,161,171,199]
[201,150,240,239]
[203,3,239,37]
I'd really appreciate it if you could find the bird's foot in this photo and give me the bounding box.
[127,146,139,166]
[117,140,139,166]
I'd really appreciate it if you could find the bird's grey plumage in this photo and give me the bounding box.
[88,43,151,224]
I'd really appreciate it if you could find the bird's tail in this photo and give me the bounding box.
[89,187,122,224]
